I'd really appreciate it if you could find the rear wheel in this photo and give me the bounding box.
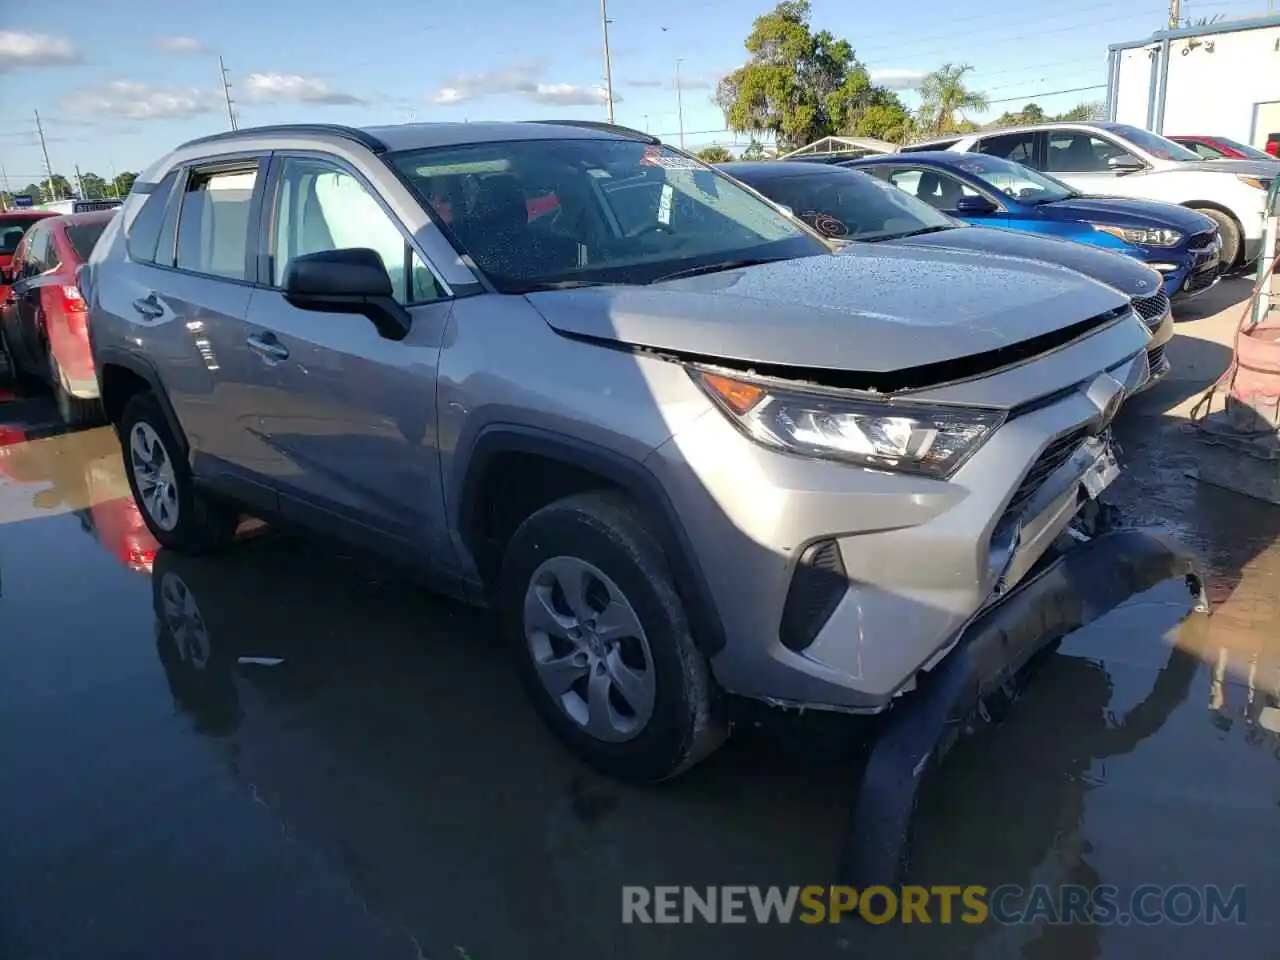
[119,391,239,553]
[1190,206,1240,270]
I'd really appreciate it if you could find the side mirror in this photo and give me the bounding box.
[1107,155,1145,174]
[282,248,412,341]
[952,194,998,215]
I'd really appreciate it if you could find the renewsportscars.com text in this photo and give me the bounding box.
[621,884,1247,925]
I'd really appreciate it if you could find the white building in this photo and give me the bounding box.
[1106,13,1280,148]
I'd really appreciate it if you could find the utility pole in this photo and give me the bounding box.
[1,166,10,211]
[110,162,120,197]
[599,0,615,123]
[34,109,58,200]
[74,163,86,199]
[676,58,686,149]
[219,55,238,131]
[1168,0,1181,28]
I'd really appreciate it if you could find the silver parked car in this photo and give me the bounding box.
[84,121,1155,781]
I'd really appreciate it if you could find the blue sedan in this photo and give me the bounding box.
[842,152,1222,298]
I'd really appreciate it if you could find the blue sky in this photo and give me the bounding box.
[0,0,1267,186]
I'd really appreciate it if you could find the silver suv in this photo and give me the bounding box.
[84,121,1154,781]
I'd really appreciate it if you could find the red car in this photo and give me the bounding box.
[0,210,56,304]
[0,210,115,425]
[1168,134,1279,162]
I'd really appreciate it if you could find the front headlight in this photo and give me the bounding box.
[1090,223,1183,247]
[1237,175,1273,191]
[692,368,1005,478]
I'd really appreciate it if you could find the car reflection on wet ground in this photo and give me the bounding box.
[1,280,1278,959]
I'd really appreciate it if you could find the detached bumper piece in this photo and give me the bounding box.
[837,528,1210,888]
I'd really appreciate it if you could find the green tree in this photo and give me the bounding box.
[715,1,903,151]
[741,139,767,160]
[993,102,1046,126]
[112,170,139,197]
[918,63,989,136]
[79,172,109,199]
[696,145,734,163]
[1054,101,1104,122]
[38,174,75,201]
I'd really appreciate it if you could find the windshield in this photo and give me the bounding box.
[1104,124,1203,162]
[387,138,826,291]
[738,168,956,241]
[944,155,1076,204]
[66,220,111,261]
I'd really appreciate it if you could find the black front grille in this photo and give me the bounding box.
[1147,344,1166,372]
[1131,290,1170,325]
[1188,229,1218,250]
[1002,425,1092,520]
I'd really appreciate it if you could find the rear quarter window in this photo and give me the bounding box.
[125,169,180,264]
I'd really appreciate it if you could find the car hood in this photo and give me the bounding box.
[1037,196,1215,233]
[526,247,1129,373]
[888,226,1163,297]
[1168,158,1280,176]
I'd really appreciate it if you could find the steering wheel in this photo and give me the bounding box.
[624,222,675,240]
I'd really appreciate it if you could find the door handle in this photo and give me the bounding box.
[246,332,289,362]
[131,293,164,319]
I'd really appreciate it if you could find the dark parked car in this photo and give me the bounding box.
[840,152,1222,299]
[720,160,1175,385]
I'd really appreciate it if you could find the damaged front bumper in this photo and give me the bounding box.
[838,526,1210,887]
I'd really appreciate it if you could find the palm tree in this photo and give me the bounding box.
[918,63,989,136]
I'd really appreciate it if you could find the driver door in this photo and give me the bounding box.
[244,153,455,566]
[1041,131,1144,196]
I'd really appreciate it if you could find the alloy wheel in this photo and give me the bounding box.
[130,422,180,532]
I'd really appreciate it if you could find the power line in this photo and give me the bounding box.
[985,83,1106,105]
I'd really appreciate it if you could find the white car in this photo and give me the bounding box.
[902,121,1277,269]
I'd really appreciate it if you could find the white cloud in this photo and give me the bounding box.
[625,71,718,91]
[428,61,614,107]
[0,30,79,69]
[244,72,365,105]
[61,80,218,119]
[870,68,929,91]
[155,36,207,54]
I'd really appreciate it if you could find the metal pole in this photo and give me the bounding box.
[600,0,615,123]
[110,162,119,197]
[74,163,86,199]
[1168,0,1181,28]
[0,166,10,211]
[676,58,685,149]
[34,109,57,200]
[219,55,238,131]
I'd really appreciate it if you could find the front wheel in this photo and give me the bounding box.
[119,392,239,553]
[1190,207,1241,270]
[501,491,726,782]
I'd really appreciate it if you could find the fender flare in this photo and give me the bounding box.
[94,346,189,456]
[457,424,727,658]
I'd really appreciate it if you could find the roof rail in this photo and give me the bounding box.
[525,119,658,143]
[178,123,388,153]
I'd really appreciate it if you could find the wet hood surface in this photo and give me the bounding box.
[527,248,1129,372]
[890,227,1163,297]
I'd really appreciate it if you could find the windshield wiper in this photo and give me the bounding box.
[651,257,781,283]
[878,225,955,240]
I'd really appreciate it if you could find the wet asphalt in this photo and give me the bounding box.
[2,279,1278,959]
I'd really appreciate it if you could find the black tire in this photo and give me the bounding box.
[48,348,104,427]
[501,491,726,782]
[119,391,239,553]
[1190,206,1240,270]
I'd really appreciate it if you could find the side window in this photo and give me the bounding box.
[1044,133,1140,173]
[126,169,180,264]
[175,165,259,281]
[977,132,1036,164]
[270,157,442,305]
[883,167,978,211]
[1190,142,1222,159]
[0,223,28,257]
[23,227,52,277]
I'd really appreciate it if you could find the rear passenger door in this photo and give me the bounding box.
[244,153,455,565]
[119,156,278,510]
